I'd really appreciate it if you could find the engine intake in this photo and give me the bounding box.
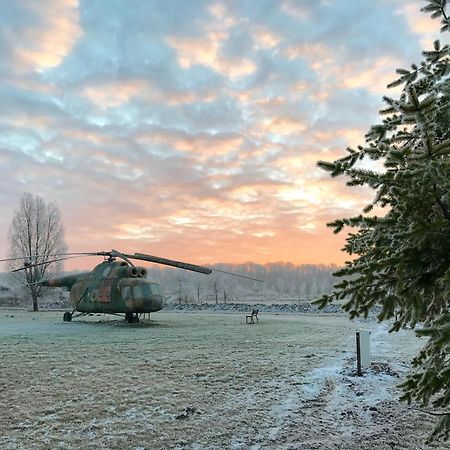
[128,267,140,277]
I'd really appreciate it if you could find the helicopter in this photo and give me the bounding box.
[3,249,262,323]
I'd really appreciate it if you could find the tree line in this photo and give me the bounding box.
[144,262,338,304]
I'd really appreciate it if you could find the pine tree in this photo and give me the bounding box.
[316,1,450,441]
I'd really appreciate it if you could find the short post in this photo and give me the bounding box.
[356,331,362,376]
[356,329,371,376]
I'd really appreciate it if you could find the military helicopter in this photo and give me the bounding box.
[3,249,262,323]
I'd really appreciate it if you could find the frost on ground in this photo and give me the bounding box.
[0,309,442,449]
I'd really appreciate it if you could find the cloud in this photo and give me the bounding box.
[400,2,450,49]
[252,26,281,49]
[0,0,439,269]
[8,0,82,71]
[167,33,257,80]
[82,80,147,108]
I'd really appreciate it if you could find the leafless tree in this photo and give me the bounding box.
[209,276,221,304]
[7,192,67,311]
[195,279,203,303]
[176,276,184,304]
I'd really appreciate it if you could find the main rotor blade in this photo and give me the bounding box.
[0,252,95,263]
[5,250,264,282]
[128,252,264,281]
[128,252,212,275]
[211,268,264,282]
[11,255,89,272]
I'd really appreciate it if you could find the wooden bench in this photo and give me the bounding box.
[246,309,259,324]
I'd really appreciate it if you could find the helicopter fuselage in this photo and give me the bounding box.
[42,260,164,314]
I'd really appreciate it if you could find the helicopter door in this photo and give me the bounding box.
[99,279,113,303]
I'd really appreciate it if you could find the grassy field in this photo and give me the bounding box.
[0,309,439,449]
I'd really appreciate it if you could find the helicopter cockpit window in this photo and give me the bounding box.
[121,284,160,299]
[149,284,161,296]
[132,285,144,299]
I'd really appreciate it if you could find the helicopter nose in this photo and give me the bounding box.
[151,294,164,310]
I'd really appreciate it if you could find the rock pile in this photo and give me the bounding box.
[163,302,343,314]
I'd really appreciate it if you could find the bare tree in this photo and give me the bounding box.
[222,281,235,304]
[7,192,67,311]
[209,276,221,304]
[176,277,183,304]
[195,279,203,303]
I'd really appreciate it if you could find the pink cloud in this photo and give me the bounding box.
[167,32,256,79]
[400,2,444,48]
[15,0,82,70]
[252,26,281,49]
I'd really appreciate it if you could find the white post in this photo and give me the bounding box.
[356,329,371,375]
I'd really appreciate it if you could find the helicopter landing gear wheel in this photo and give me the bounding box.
[125,312,139,324]
[63,312,72,322]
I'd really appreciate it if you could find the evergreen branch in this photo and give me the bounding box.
[412,408,450,417]
[387,44,449,89]
[433,184,450,223]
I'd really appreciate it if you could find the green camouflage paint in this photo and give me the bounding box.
[40,260,164,314]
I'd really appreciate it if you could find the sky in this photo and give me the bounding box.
[0,0,445,270]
